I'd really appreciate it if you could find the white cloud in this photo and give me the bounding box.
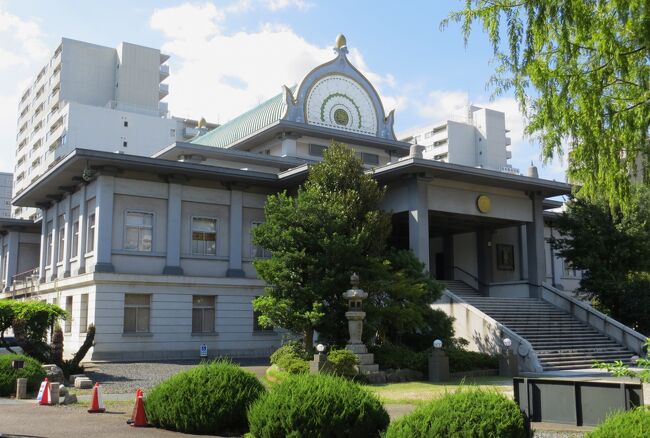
[416,89,470,123]
[0,6,48,172]
[262,0,311,11]
[150,2,402,125]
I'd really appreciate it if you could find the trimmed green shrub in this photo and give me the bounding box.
[326,348,359,377]
[248,373,389,437]
[275,354,309,374]
[271,341,310,374]
[0,354,46,396]
[270,341,309,364]
[144,361,265,435]
[587,407,650,438]
[385,388,526,438]
[446,348,498,373]
[371,343,428,373]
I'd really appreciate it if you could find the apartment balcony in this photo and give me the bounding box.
[159,64,170,81]
[505,136,512,146]
[50,69,61,89]
[500,165,520,175]
[160,53,170,64]
[158,101,169,117]
[159,83,169,99]
[47,124,65,151]
[506,150,512,160]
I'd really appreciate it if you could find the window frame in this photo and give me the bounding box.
[57,214,65,263]
[64,295,73,333]
[190,216,218,256]
[46,220,54,266]
[192,295,216,333]
[123,293,151,334]
[86,211,96,254]
[253,306,273,333]
[123,210,154,252]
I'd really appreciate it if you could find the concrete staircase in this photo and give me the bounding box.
[442,280,636,371]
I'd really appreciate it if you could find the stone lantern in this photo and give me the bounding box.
[343,273,368,350]
[343,273,379,374]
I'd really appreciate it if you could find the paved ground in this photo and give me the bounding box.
[84,359,268,394]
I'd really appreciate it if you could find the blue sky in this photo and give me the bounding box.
[0,0,566,179]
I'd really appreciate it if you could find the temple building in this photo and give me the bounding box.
[1,35,643,370]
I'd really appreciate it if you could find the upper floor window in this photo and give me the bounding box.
[359,152,379,166]
[309,144,327,157]
[70,207,79,258]
[86,212,96,253]
[57,215,65,263]
[125,211,153,252]
[191,217,217,255]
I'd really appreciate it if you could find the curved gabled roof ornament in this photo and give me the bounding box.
[282,34,396,141]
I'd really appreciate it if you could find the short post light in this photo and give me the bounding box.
[428,339,450,382]
[499,337,519,377]
[310,343,328,374]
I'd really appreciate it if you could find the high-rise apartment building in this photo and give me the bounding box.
[399,105,518,174]
[0,173,12,219]
[12,38,213,220]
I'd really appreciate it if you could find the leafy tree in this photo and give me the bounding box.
[443,0,650,207]
[252,143,444,351]
[552,188,650,333]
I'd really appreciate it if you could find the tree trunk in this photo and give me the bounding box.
[304,327,314,354]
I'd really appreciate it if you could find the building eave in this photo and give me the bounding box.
[12,149,294,208]
[373,157,573,197]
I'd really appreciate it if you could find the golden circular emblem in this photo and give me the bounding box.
[477,195,491,213]
[334,108,349,126]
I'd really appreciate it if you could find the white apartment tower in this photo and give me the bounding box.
[400,105,518,174]
[0,173,12,219]
[12,38,208,220]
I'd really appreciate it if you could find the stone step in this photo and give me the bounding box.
[358,364,379,374]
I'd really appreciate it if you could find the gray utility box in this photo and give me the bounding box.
[514,377,644,427]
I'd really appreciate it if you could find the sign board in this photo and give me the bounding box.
[200,343,208,358]
[36,380,47,401]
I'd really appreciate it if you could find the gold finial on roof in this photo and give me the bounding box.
[197,117,207,129]
[335,34,347,49]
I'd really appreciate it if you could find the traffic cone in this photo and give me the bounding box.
[126,388,143,424]
[38,377,50,405]
[129,393,149,427]
[87,382,106,413]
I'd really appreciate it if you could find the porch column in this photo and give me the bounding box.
[38,207,48,280]
[476,228,493,296]
[62,194,72,277]
[3,231,19,291]
[94,174,115,273]
[227,189,245,277]
[526,193,545,298]
[518,225,528,280]
[49,203,59,280]
[77,185,87,274]
[163,181,183,275]
[408,178,430,271]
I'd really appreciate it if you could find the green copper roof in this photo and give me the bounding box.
[191,86,296,148]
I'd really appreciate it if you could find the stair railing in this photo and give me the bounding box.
[541,282,647,355]
[436,287,543,373]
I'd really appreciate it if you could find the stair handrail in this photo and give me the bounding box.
[541,282,647,355]
[452,265,491,288]
[441,287,543,373]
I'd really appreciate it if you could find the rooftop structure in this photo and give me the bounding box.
[11,38,216,220]
[399,105,517,174]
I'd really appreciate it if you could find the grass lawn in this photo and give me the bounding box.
[366,377,513,404]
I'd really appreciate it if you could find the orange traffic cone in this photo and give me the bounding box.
[129,393,149,427]
[38,377,50,405]
[126,388,143,425]
[87,382,106,413]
